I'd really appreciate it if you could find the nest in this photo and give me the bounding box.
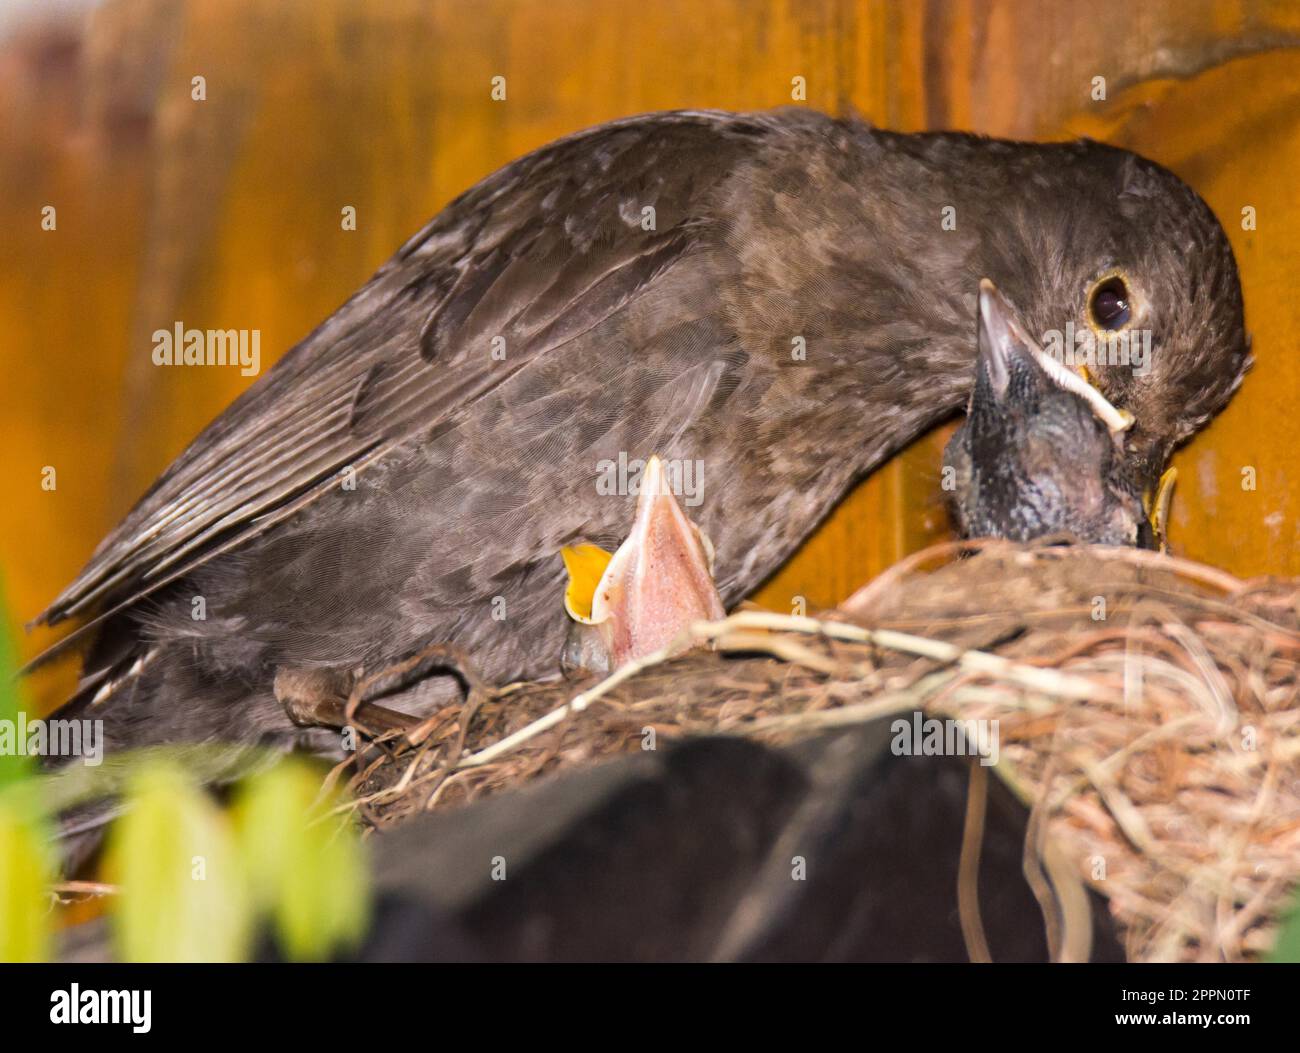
[335,540,1300,962]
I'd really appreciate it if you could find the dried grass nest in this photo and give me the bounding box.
[334,539,1300,963]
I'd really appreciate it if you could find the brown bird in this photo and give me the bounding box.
[34,109,1247,772]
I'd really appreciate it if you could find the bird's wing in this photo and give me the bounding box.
[35,110,773,631]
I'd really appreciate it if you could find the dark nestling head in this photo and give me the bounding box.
[944,281,1155,548]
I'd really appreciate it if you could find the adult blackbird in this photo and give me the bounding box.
[35,109,1247,762]
[944,281,1156,547]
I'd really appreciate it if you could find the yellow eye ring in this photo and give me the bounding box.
[1086,269,1137,334]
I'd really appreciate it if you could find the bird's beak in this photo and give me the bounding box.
[977,279,1132,435]
[974,278,1026,398]
[561,454,725,670]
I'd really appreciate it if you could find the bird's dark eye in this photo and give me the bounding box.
[1089,276,1132,330]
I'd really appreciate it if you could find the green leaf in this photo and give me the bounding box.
[0,785,54,962]
[233,758,370,961]
[103,762,253,962]
[1269,885,1300,963]
[0,574,51,963]
[0,574,32,790]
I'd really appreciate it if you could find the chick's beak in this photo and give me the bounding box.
[975,278,1029,397]
[562,454,725,672]
[976,279,1132,435]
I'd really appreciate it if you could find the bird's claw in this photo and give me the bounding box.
[273,665,419,741]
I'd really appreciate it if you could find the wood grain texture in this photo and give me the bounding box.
[1,1,1295,710]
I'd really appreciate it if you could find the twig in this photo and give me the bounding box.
[457,611,1110,771]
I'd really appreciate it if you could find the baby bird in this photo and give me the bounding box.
[944,281,1157,548]
[561,454,725,676]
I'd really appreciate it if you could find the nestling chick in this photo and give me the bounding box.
[561,454,725,676]
[944,281,1156,548]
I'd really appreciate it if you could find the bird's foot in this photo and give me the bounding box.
[273,666,418,741]
[274,643,487,754]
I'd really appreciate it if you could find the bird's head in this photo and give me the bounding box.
[560,454,725,677]
[972,142,1249,499]
[944,281,1156,549]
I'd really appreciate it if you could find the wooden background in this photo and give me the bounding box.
[3,0,1299,711]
